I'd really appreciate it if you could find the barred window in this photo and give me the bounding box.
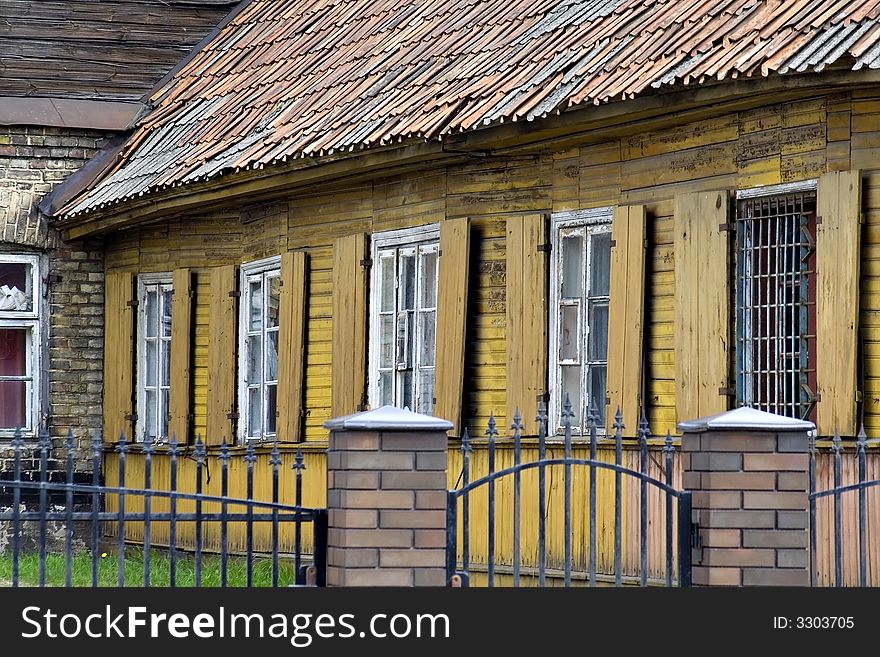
[736,186,817,420]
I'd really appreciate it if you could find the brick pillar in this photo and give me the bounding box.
[680,407,813,586]
[324,406,452,587]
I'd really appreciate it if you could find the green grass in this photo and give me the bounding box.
[0,549,297,587]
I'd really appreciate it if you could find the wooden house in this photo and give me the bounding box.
[44,1,880,564]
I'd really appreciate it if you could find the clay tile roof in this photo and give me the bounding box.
[63,0,880,217]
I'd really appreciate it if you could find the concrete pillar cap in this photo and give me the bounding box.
[677,407,815,433]
[324,405,454,432]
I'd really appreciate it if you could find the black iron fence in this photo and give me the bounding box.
[446,399,692,587]
[809,431,880,587]
[0,429,327,587]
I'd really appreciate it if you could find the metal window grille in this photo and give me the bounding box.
[736,192,816,419]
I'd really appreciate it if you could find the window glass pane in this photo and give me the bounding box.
[145,340,157,387]
[145,289,158,337]
[0,381,27,429]
[560,366,581,426]
[590,365,607,426]
[249,279,263,332]
[379,314,394,368]
[248,387,262,437]
[399,252,416,311]
[559,304,579,361]
[420,249,438,308]
[0,262,31,312]
[588,302,609,362]
[161,389,169,439]
[418,369,435,415]
[400,371,413,410]
[379,255,395,313]
[267,275,280,328]
[0,328,28,376]
[161,340,171,387]
[145,389,157,441]
[420,311,436,367]
[161,288,173,337]
[395,311,409,368]
[379,371,393,406]
[590,232,612,297]
[561,234,583,298]
[247,335,262,383]
[266,330,278,381]
[266,384,277,435]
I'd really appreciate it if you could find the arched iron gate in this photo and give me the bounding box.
[445,401,692,587]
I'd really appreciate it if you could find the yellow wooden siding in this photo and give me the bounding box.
[168,268,192,442]
[435,217,471,435]
[607,205,646,435]
[192,272,210,440]
[372,171,446,233]
[331,233,368,417]
[674,191,730,423]
[277,250,308,442]
[817,171,862,436]
[205,264,237,444]
[103,271,134,441]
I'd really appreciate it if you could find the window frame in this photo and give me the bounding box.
[734,179,818,421]
[368,224,440,414]
[548,208,613,435]
[0,252,44,438]
[135,273,173,443]
[238,255,282,443]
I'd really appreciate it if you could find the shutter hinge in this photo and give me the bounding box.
[856,390,863,403]
[860,212,866,225]
[718,386,736,396]
[609,239,617,248]
[226,411,239,421]
[539,391,550,404]
[357,403,369,412]
[718,222,736,232]
[228,290,241,298]
[537,243,551,253]
[124,413,137,422]
[126,299,138,308]
[815,215,823,226]
[360,258,373,269]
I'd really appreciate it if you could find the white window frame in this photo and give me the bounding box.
[0,252,44,438]
[368,224,440,414]
[548,208,613,435]
[238,255,282,443]
[135,273,173,443]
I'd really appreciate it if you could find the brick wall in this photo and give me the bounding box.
[1,125,108,500]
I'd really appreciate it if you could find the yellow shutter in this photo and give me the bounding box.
[277,250,308,441]
[168,268,192,443]
[817,170,862,435]
[606,205,646,435]
[506,214,547,435]
[103,271,134,442]
[674,190,730,424]
[331,234,367,418]
[206,264,237,445]
[436,217,471,435]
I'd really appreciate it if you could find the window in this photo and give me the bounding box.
[136,275,172,442]
[239,257,281,441]
[369,225,439,415]
[735,182,817,420]
[549,209,612,433]
[0,253,42,436]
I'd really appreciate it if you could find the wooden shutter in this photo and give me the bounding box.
[606,205,646,435]
[168,268,192,443]
[506,214,546,435]
[103,271,134,442]
[331,234,367,418]
[436,217,471,435]
[277,250,308,441]
[674,190,730,424]
[206,264,237,445]
[817,170,862,435]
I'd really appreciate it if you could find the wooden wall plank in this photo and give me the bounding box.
[206,265,237,444]
[331,234,367,417]
[674,191,730,424]
[168,268,192,442]
[435,218,472,435]
[277,251,308,441]
[817,170,862,435]
[505,214,547,434]
[607,205,646,434]
[103,271,134,442]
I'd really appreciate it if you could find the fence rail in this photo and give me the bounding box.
[0,429,327,587]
